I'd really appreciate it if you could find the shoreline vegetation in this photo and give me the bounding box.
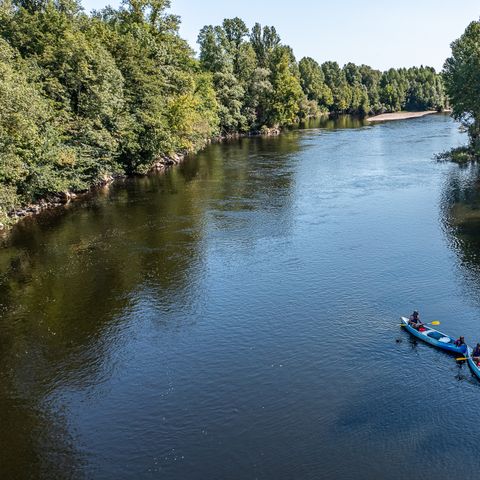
[435,146,477,164]
[0,0,449,232]
[442,20,480,164]
[1,112,447,234]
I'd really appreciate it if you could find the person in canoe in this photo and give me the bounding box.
[408,310,424,330]
[472,343,480,364]
[454,336,467,354]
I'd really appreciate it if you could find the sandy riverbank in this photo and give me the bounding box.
[366,111,438,122]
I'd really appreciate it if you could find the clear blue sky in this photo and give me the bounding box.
[81,0,479,71]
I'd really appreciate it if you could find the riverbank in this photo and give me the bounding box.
[0,113,441,235]
[0,127,284,235]
[0,155,185,234]
[366,111,438,122]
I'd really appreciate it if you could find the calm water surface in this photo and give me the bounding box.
[2,114,480,479]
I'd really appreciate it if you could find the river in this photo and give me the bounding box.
[1,114,479,479]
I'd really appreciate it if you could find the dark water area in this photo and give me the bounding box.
[2,114,480,479]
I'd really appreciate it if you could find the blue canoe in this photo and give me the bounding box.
[400,316,467,355]
[466,347,480,380]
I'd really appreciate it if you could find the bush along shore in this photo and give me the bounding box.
[1,128,282,230]
[0,1,447,231]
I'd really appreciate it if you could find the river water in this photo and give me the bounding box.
[2,114,480,479]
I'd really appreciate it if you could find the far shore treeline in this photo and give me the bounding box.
[0,0,450,226]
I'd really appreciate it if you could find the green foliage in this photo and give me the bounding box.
[198,21,251,133]
[358,65,382,112]
[299,57,332,110]
[0,2,447,225]
[321,61,352,112]
[404,67,445,111]
[266,48,304,126]
[444,20,480,149]
[250,23,280,68]
[435,146,475,164]
[0,0,220,222]
[198,19,306,131]
[343,63,370,115]
[0,37,70,219]
[379,67,445,113]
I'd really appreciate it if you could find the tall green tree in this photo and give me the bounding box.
[358,65,382,112]
[322,61,351,112]
[299,57,332,110]
[198,22,247,133]
[266,48,304,126]
[0,37,68,214]
[444,20,480,148]
[99,0,219,170]
[250,23,280,68]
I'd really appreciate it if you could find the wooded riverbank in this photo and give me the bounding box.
[0,0,447,231]
[0,126,284,234]
[0,111,443,235]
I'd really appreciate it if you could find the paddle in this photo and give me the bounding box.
[400,321,440,327]
[456,356,476,362]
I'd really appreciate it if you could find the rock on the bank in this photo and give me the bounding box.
[151,153,186,171]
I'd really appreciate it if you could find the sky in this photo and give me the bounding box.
[81,0,480,71]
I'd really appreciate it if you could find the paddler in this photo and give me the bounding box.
[454,336,467,354]
[472,343,480,364]
[408,310,423,329]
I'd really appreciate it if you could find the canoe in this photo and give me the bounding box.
[466,347,480,380]
[400,316,467,355]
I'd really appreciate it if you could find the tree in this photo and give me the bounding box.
[250,23,280,68]
[358,64,382,112]
[243,67,272,128]
[344,62,361,86]
[443,20,480,149]
[322,61,351,112]
[299,56,332,110]
[98,0,219,170]
[380,68,407,112]
[0,0,221,225]
[343,63,371,115]
[197,21,248,133]
[0,37,68,214]
[266,48,303,126]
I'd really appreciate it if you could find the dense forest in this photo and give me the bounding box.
[198,21,445,130]
[0,0,446,227]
